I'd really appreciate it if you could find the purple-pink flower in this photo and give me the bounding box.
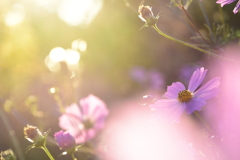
[59,94,108,144]
[216,0,240,14]
[149,67,220,122]
[54,130,76,150]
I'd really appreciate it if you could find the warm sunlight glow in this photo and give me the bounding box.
[32,0,54,6]
[4,4,25,26]
[57,0,103,26]
[49,47,66,63]
[45,55,60,72]
[65,49,80,65]
[71,39,87,52]
[49,87,56,94]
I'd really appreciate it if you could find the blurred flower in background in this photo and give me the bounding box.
[59,94,108,144]
[129,66,165,91]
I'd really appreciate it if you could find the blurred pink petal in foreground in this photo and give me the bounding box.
[59,94,108,144]
[206,45,240,159]
[98,98,211,160]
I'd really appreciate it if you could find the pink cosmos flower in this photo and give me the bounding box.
[59,94,108,144]
[150,67,220,122]
[216,0,240,14]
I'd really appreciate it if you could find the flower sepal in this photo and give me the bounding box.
[25,128,51,152]
[59,145,82,158]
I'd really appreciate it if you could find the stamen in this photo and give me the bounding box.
[83,119,94,129]
[178,90,193,102]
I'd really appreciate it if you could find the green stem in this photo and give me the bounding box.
[178,4,214,48]
[0,109,26,160]
[152,24,240,64]
[194,111,212,133]
[71,153,77,160]
[41,145,55,160]
[197,0,213,39]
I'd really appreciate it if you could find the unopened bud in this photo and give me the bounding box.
[138,5,159,26]
[23,125,44,144]
[54,130,76,151]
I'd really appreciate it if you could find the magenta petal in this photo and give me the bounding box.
[59,114,84,131]
[85,129,96,141]
[164,82,185,98]
[186,98,207,114]
[194,77,220,100]
[65,103,82,117]
[54,130,76,150]
[80,94,108,119]
[151,99,186,122]
[216,0,236,7]
[154,99,182,111]
[188,68,207,92]
[74,131,86,144]
[171,102,186,122]
[233,0,240,13]
[149,103,158,110]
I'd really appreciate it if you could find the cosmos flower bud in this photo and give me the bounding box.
[1,149,16,160]
[54,130,76,151]
[138,5,159,26]
[23,125,44,144]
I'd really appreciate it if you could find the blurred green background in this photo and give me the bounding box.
[0,0,239,159]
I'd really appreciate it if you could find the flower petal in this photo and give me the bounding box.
[233,0,240,13]
[80,94,108,121]
[164,82,185,98]
[59,103,83,130]
[149,99,186,122]
[216,0,236,7]
[188,67,207,92]
[194,77,220,100]
[65,103,82,118]
[59,113,84,131]
[185,98,207,114]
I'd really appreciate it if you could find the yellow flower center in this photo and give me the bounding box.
[178,90,193,102]
[83,119,94,129]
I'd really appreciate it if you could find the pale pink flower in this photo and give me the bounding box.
[59,94,108,144]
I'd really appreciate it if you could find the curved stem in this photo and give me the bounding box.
[179,4,214,48]
[41,145,55,160]
[197,0,213,38]
[71,153,77,160]
[152,24,240,64]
